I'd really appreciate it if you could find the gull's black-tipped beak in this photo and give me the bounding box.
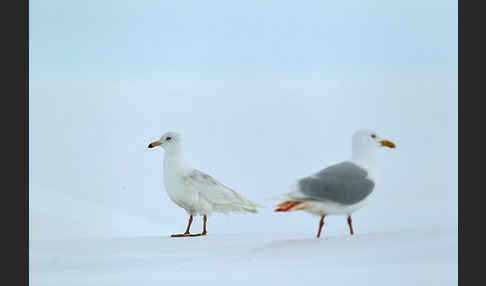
[147,141,161,149]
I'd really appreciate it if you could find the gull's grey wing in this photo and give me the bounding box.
[289,162,375,205]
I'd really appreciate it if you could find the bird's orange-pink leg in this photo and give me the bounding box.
[202,215,207,236]
[347,215,354,235]
[171,215,201,237]
[317,215,326,238]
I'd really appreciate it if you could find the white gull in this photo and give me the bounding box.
[148,132,261,237]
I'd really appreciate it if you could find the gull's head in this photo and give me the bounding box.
[352,129,396,156]
[147,132,182,151]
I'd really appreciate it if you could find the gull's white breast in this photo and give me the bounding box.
[305,194,374,216]
[162,159,212,215]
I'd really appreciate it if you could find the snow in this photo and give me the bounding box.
[30,187,457,286]
[30,229,457,286]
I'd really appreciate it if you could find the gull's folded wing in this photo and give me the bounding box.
[289,161,375,205]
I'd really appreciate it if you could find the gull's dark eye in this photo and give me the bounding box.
[371,134,376,138]
[166,137,172,141]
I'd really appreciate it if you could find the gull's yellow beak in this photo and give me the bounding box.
[380,140,396,149]
[147,141,162,148]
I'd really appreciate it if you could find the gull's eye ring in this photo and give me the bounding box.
[371,134,376,138]
[166,137,172,141]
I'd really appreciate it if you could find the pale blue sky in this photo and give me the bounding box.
[31,0,456,77]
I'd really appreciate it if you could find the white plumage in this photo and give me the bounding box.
[148,132,261,237]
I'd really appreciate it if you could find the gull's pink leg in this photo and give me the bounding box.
[202,215,207,235]
[184,215,193,234]
[347,215,354,235]
[171,215,201,237]
[317,215,326,238]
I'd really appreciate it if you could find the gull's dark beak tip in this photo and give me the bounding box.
[148,143,153,148]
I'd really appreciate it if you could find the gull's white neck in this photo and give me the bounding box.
[163,145,192,175]
[351,145,379,181]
